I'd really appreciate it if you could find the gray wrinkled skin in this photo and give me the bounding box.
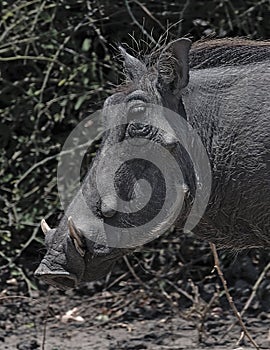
[35,38,270,289]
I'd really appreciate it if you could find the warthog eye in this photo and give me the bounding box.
[126,91,148,117]
[128,101,146,115]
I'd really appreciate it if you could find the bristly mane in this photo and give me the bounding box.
[116,37,270,93]
[189,38,270,69]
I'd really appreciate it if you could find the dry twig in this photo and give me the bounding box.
[210,243,260,350]
[41,292,51,350]
[124,0,157,45]
[123,255,150,290]
[223,261,270,337]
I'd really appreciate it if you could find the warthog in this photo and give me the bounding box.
[35,37,270,289]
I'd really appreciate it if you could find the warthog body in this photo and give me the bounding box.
[35,38,270,289]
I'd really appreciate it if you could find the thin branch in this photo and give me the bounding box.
[38,34,71,106]
[210,243,260,350]
[12,226,40,263]
[14,130,103,188]
[133,0,165,31]
[198,290,219,342]
[178,0,191,36]
[41,292,51,350]
[0,55,63,64]
[123,255,150,290]
[14,153,59,188]
[223,260,270,337]
[24,0,47,57]
[0,37,40,53]
[124,0,157,45]
[164,278,194,303]
[0,295,33,301]
[0,251,37,294]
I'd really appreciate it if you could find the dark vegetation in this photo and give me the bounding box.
[1,1,270,348]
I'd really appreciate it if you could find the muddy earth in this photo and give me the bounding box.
[1,233,270,350]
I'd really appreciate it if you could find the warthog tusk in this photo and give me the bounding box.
[68,216,77,239]
[41,218,51,234]
[68,217,85,257]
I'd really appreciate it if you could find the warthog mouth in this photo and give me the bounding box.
[36,272,78,290]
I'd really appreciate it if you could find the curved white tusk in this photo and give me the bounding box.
[41,218,51,234]
[68,217,85,257]
[68,216,77,238]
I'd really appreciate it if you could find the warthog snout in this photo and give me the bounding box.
[34,263,78,290]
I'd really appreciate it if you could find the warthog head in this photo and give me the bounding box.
[35,38,196,289]
[35,217,129,289]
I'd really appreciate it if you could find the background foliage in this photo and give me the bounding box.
[1,0,270,293]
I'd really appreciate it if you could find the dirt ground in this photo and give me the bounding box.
[1,234,270,350]
[1,280,269,350]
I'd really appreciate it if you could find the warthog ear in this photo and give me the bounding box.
[158,38,192,94]
[119,45,147,81]
[68,217,86,257]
